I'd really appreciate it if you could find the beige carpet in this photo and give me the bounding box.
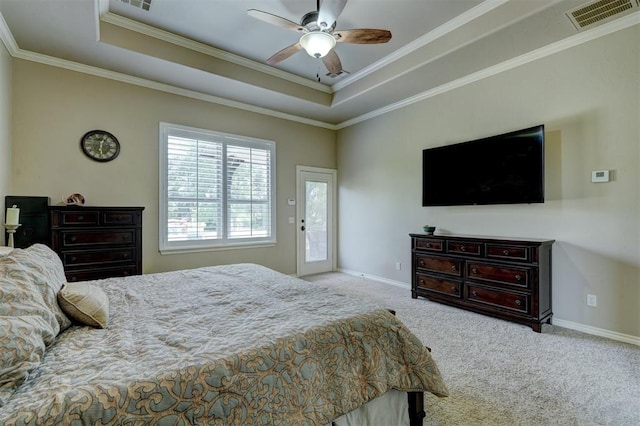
[303,272,640,426]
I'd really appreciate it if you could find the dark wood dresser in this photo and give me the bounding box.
[410,233,554,332]
[49,206,144,282]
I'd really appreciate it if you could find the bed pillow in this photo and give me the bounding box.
[58,282,109,328]
[0,252,60,406]
[0,246,12,257]
[7,244,73,331]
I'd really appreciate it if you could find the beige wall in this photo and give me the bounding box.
[11,60,336,275]
[337,27,640,337]
[0,40,11,234]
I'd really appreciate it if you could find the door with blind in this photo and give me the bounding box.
[296,166,336,276]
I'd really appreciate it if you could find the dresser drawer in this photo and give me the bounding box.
[467,262,530,289]
[56,211,100,226]
[63,248,135,267]
[486,244,529,262]
[60,230,136,248]
[66,266,137,282]
[414,238,443,252]
[467,285,529,314]
[447,241,482,256]
[416,273,461,297]
[415,255,463,277]
[103,211,141,226]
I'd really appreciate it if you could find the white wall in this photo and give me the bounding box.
[11,60,336,275]
[0,39,11,234]
[337,26,640,338]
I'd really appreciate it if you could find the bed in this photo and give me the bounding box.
[0,244,447,425]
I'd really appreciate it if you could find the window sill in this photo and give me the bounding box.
[159,241,276,255]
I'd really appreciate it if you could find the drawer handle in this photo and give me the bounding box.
[460,246,466,252]
[78,215,84,221]
[121,253,129,259]
[503,249,509,255]
[471,268,478,274]
[426,243,432,248]
[418,259,425,267]
[472,290,478,297]
[451,265,457,271]
[515,299,522,306]
[122,235,129,241]
[69,276,77,282]
[70,256,77,262]
[69,236,77,243]
[515,274,522,281]
[451,286,458,293]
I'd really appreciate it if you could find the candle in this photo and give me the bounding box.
[6,205,19,225]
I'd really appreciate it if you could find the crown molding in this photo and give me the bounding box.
[336,12,640,129]
[9,46,337,130]
[0,10,18,55]
[100,12,332,95]
[332,0,512,92]
[1,7,637,131]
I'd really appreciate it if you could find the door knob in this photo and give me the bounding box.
[301,226,305,231]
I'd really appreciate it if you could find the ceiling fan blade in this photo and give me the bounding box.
[334,29,392,44]
[317,0,347,30]
[266,43,303,65]
[247,9,303,32]
[322,49,343,75]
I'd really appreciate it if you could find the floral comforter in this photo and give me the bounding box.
[0,263,447,425]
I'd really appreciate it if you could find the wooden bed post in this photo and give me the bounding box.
[408,391,426,426]
[387,309,426,425]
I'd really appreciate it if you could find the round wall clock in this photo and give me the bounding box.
[80,130,120,162]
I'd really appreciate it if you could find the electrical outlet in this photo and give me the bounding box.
[395,262,402,271]
[586,294,597,307]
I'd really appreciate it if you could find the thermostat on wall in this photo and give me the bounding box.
[591,170,610,183]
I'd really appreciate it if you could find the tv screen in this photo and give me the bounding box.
[422,125,545,206]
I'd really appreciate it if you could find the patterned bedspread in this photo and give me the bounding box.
[0,264,447,425]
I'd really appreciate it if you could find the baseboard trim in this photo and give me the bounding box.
[336,268,639,347]
[551,318,640,347]
[337,268,411,290]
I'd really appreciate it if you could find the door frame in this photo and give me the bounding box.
[296,165,337,277]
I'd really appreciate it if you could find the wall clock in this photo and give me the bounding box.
[80,130,120,162]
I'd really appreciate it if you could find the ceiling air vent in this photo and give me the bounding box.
[566,0,638,30]
[120,0,152,12]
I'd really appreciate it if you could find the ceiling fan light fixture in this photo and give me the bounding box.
[300,31,336,58]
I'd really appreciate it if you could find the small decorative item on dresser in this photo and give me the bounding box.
[422,225,436,235]
[64,193,85,206]
[4,205,21,248]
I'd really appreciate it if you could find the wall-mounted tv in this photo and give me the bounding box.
[422,125,545,206]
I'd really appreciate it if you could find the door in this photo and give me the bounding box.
[296,166,336,276]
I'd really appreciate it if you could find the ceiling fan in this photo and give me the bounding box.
[247,0,392,76]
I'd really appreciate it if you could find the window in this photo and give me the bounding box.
[159,123,276,253]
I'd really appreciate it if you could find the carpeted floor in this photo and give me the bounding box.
[303,272,640,426]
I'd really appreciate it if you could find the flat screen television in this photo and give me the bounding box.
[422,125,545,206]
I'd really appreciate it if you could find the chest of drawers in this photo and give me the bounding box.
[49,206,144,282]
[410,234,554,332]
